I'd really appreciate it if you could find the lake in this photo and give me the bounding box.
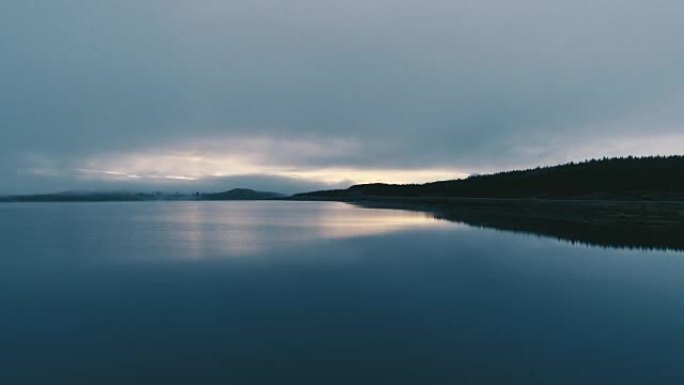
[1,201,684,384]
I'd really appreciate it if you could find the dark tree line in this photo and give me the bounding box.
[297,156,684,200]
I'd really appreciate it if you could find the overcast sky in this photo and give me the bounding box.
[2,0,684,194]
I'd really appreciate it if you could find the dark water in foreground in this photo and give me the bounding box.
[2,201,684,384]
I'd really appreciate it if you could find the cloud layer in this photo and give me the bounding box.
[2,0,684,193]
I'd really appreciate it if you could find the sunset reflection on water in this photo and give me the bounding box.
[142,201,457,259]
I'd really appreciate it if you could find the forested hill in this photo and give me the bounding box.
[201,188,285,200]
[295,156,684,201]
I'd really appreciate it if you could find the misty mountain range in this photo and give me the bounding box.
[0,188,285,203]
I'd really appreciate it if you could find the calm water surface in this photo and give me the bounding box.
[1,201,684,384]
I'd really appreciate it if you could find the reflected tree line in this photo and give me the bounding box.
[430,209,684,252]
[354,199,684,252]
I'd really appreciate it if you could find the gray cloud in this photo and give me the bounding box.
[2,0,684,193]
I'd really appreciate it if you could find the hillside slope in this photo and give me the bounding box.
[295,156,684,201]
[201,188,285,200]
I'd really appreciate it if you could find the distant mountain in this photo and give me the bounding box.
[0,191,169,202]
[201,188,285,200]
[0,188,285,202]
[294,156,684,201]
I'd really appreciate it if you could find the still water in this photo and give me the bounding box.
[1,201,684,384]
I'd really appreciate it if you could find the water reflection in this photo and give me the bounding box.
[313,202,457,239]
[129,201,455,259]
[3,201,684,384]
[353,201,684,252]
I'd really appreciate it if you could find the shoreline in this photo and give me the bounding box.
[290,196,684,251]
[3,196,684,250]
[290,195,684,225]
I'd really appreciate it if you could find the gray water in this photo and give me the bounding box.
[1,201,684,384]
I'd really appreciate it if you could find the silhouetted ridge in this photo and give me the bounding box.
[201,188,284,200]
[0,188,285,202]
[295,156,684,200]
